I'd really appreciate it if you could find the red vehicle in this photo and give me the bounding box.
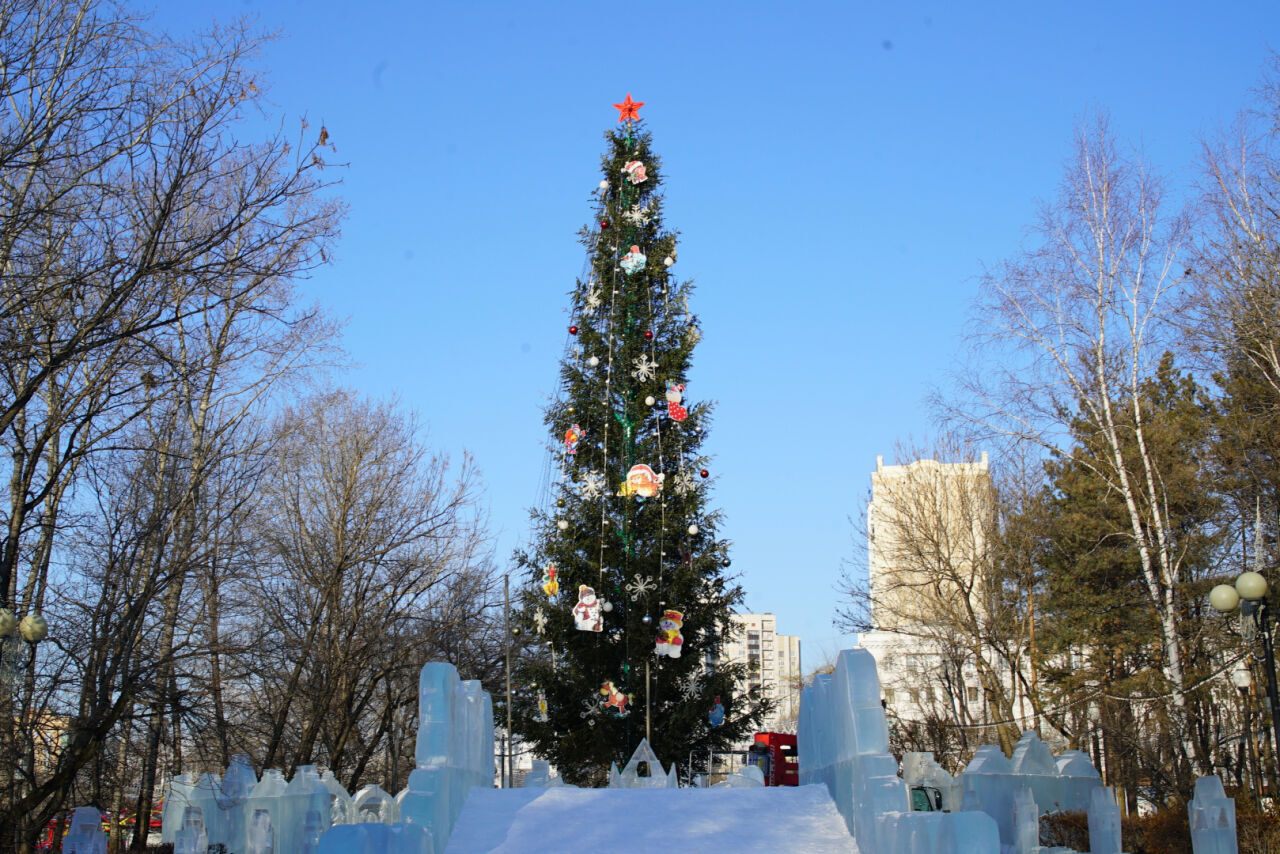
[751,732,799,786]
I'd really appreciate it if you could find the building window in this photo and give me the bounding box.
[967,686,979,703]
[883,688,895,703]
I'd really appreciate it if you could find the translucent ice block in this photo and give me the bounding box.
[354,784,400,823]
[1087,786,1122,854]
[1188,774,1238,854]
[63,806,107,854]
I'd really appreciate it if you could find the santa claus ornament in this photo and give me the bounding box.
[622,160,648,184]
[573,584,603,632]
[665,380,687,422]
[654,609,684,658]
[564,424,584,454]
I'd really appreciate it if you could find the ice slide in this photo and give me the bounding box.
[443,785,859,854]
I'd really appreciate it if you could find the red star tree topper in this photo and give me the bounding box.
[612,93,644,122]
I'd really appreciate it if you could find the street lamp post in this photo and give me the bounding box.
[1210,570,1280,794]
[1231,663,1262,808]
[0,608,48,693]
[503,574,512,789]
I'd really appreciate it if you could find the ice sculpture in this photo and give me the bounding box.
[174,806,209,854]
[246,767,288,854]
[1012,787,1039,854]
[321,769,355,825]
[221,754,260,850]
[160,661,493,854]
[394,662,495,854]
[353,783,400,823]
[161,773,196,845]
[280,766,330,854]
[902,751,962,812]
[522,759,568,788]
[1087,786,1122,854]
[713,764,765,788]
[798,647,1000,853]
[62,806,106,854]
[956,731,1104,849]
[607,738,679,788]
[1188,774,1237,854]
[185,773,221,851]
[316,821,433,854]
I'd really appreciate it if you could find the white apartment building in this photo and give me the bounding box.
[721,613,802,735]
[857,454,1004,732]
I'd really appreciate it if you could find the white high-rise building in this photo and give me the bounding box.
[722,613,802,735]
[857,453,1009,735]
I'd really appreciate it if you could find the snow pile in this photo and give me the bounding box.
[443,785,858,853]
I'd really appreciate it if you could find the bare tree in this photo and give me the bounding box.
[1190,55,1280,403]
[0,1,343,847]
[839,440,1032,755]
[236,391,499,788]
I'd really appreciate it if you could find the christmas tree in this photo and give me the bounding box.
[511,96,768,785]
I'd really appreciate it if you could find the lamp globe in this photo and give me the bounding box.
[18,613,47,643]
[1237,571,1269,602]
[1210,584,1241,613]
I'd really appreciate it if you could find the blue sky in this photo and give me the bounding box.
[145,1,1275,667]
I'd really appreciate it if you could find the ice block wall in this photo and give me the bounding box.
[396,662,494,854]
[958,731,1102,848]
[161,662,492,854]
[798,647,999,853]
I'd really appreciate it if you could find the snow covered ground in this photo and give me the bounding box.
[443,785,859,854]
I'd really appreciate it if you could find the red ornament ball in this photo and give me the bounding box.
[700,469,709,479]
[601,220,611,230]
[644,331,654,340]
[569,325,579,335]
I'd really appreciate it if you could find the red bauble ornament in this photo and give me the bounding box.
[700,469,709,479]
[644,331,654,340]
[601,220,611,230]
[569,325,579,335]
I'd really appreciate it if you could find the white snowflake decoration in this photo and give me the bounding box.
[532,605,548,635]
[631,354,658,382]
[584,283,602,313]
[580,697,601,727]
[578,471,606,501]
[681,677,703,701]
[672,469,697,496]
[624,201,652,226]
[626,574,657,601]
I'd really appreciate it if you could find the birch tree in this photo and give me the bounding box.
[942,115,1206,774]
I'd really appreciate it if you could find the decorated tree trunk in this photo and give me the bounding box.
[511,98,768,785]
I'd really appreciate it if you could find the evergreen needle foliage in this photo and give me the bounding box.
[511,121,768,785]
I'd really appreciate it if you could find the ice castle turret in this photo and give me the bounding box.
[798,647,1001,853]
[63,806,107,854]
[396,662,494,853]
[1189,774,1237,854]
